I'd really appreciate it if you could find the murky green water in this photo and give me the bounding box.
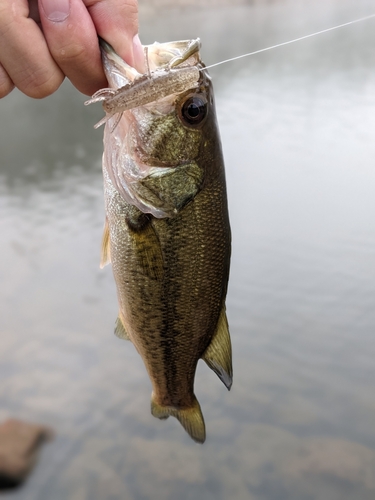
[1,1,375,498]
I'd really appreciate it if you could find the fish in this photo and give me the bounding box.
[87,38,232,443]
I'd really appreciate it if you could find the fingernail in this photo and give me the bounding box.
[133,34,145,73]
[41,0,70,22]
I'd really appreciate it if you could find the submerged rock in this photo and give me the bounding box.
[0,419,53,490]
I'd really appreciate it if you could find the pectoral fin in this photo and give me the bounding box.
[100,219,111,269]
[151,393,206,444]
[202,306,233,390]
[114,316,130,341]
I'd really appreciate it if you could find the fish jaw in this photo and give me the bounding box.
[100,38,141,86]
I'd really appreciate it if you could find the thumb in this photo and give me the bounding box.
[84,0,145,72]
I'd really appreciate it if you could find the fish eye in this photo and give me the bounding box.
[179,95,208,126]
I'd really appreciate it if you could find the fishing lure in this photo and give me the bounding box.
[85,38,202,129]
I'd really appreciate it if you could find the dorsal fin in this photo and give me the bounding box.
[100,218,111,269]
[202,306,233,390]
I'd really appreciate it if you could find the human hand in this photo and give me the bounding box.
[0,0,144,99]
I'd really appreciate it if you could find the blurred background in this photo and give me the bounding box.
[1,0,375,498]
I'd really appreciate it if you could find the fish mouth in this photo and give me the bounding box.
[100,37,201,86]
[84,38,202,128]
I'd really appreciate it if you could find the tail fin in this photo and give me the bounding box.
[151,393,206,444]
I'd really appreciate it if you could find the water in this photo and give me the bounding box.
[1,0,375,498]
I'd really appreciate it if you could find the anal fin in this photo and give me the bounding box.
[100,218,111,269]
[202,306,233,390]
[114,316,130,341]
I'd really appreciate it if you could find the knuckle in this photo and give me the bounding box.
[0,80,14,98]
[55,43,87,64]
[87,0,138,34]
[0,65,14,99]
[116,0,139,33]
[119,0,138,17]
[19,68,63,98]
[0,7,13,37]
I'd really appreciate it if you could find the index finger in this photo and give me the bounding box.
[0,0,64,98]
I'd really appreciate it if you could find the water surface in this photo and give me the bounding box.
[1,1,375,499]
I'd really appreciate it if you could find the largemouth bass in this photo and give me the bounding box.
[87,39,232,443]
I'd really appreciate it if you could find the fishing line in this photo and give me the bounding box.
[204,13,375,70]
